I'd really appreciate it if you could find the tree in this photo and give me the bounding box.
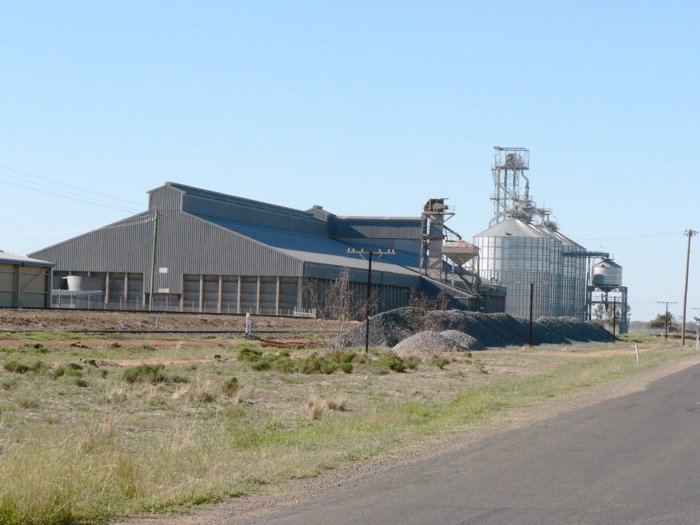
[593,302,630,325]
[648,312,675,329]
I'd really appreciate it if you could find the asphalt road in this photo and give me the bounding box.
[242,363,700,525]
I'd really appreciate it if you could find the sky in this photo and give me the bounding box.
[1,1,698,321]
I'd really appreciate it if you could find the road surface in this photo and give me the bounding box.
[241,363,700,524]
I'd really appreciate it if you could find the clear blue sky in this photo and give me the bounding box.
[1,1,697,321]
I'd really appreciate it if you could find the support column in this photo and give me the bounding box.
[217,274,223,313]
[104,272,110,306]
[13,266,20,307]
[256,276,261,314]
[297,276,304,311]
[275,276,281,315]
[237,276,242,314]
[198,274,204,313]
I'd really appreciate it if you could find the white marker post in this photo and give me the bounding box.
[634,343,640,363]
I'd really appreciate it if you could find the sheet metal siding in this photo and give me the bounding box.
[151,212,303,293]
[302,262,419,289]
[330,218,421,240]
[29,213,153,273]
[148,186,183,210]
[182,194,327,235]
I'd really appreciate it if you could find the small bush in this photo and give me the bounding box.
[340,362,353,374]
[222,377,239,397]
[122,364,168,384]
[1,378,17,391]
[31,343,48,353]
[238,347,263,362]
[326,398,348,411]
[51,367,66,379]
[404,356,421,370]
[308,399,324,420]
[17,397,39,408]
[431,358,450,370]
[75,378,89,388]
[100,369,109,379]
[4,360,45,374]
[250,360,271,371]
[66,363,84,370]
[374,352,407,373]
[4,361,30,374]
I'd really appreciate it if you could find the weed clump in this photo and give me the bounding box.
[222,377,239,397]
[245,349,358,375]
[122,364,168,384]
[372,352,408,373]
[238,347,263,362]
[75,378,89,388]
[430,358,450,369]
[4,360,45,375]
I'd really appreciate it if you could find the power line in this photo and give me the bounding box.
[576,231,685,242]
[0,175,141,213]
[0,164,143,207]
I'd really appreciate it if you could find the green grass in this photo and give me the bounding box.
[0,343,690,524]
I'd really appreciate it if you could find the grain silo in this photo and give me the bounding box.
[473,147,593,320]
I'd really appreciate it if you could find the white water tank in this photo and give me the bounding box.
[592,259,622,288]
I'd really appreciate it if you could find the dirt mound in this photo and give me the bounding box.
[393,331,464,355]
[440,330,485,351]
[340,307,613,349]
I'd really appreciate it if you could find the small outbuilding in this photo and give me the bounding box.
[0,251,54,308]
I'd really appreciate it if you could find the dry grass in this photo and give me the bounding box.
[0,334,690,524]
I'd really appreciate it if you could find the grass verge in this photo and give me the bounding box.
[0,345,690,524]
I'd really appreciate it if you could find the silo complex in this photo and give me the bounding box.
[474,147,591,320]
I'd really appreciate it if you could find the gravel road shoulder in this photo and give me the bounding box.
[118,352,700,525]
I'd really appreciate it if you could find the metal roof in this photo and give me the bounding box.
[0,251,54,267]
[196,214,419,274]
[164,182,324,223]
[474,218,549,238]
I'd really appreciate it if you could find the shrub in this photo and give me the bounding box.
[122,364,168,384]
[4,360,30,374]
[4,360,45,374]
[75,378,89,388]
[340,362,353,374]
[238,347,263,362]
[374,352,407,373]
[404,356,421,370]
[51,367,66,379]
[430,358,450,370]
[250,360,271,371]
[222,377,239,397]
[31,343,48,353]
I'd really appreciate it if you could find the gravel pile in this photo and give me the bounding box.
[440,330,485,350]
[340,307,614,349]
[393,331,464,355]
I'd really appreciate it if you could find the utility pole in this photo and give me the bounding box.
[347,248,396,353]
[611,297,617,343]
[681,229,697,346]
[149,209,159,311]
[529,282,534,346]
[657,300,677,342]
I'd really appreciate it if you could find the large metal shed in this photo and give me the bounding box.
[0,252,54,308]
[29,183,425,315]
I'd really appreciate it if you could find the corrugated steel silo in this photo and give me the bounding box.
[474,218,563,318]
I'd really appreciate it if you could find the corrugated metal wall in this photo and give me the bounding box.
[181,273,300,314]
[0,263,52,308]
[302,277,412,319]
[30,212,153,273]
[153,211,304,294]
